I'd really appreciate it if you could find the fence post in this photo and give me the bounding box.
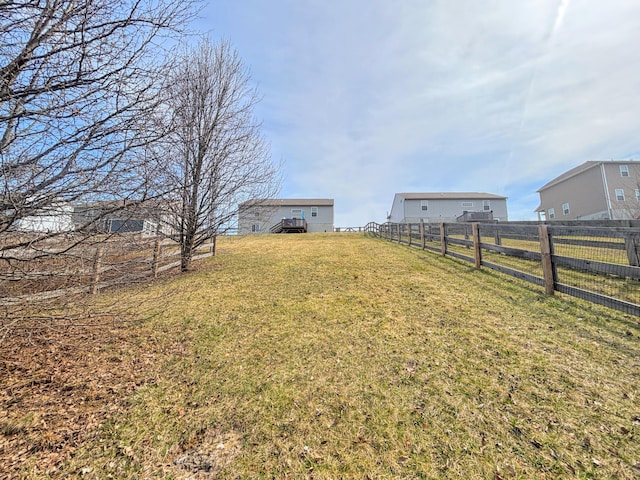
[408,223,412,247]
[440,222,447,256]
[398,223,402,244]
[494,228,502,246]
[472,223,482,268]
[420,221,425,250]
[151,239,161,278]
[91,246,104,294]
[624,234,640,266]
[538,224,556,295]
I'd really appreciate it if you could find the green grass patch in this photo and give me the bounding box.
[26,233,640,478]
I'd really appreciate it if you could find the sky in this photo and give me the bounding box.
[195,0,640,226]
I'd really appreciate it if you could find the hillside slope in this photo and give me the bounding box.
[3,233,639,479]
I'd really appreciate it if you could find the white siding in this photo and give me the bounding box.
[15,204,75,232]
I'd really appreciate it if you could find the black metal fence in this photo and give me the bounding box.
[364,221,640,316]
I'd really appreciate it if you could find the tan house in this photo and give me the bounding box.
[535,160,640,221]
[238,199,334,234]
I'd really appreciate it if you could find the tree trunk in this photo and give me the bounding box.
[181,240,193,271]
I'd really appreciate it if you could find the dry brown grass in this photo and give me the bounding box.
[2,233,639,479]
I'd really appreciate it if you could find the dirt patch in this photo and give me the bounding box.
[171,428,242,478]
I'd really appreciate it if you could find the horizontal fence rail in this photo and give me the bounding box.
[364,221,640,316]
[0,235,215,305]
[334,226,366,232]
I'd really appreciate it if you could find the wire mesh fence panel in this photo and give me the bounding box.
[368,221,639,315]
[477,224,544,281]
[549,226,640,308]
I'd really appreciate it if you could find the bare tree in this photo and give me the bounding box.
[620,173,640,220]
[0,0,196,258]
[155,38,281,271]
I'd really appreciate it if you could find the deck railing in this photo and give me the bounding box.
[270,218,307,233]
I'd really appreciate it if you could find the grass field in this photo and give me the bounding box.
[2,233,639,479]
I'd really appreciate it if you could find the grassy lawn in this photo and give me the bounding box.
[3,233,639,479]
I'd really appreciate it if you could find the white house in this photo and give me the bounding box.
[238,199,334,234]
[15,201,75,232]
[388,192,508,223]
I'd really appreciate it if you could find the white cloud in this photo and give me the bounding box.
[204,0,640,224]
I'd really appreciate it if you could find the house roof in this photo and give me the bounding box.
[240,198,334,207]
[537,160,640,192]
[396,192,507,200]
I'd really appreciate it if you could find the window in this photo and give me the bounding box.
[615,189,625,201]
[291,209,302,217]
[251,224,260,233]
[562,203,570,215]
[461,201,474,208]
[620,165,629,177]
[311,207,318,217]
[421,200,428,211]
[548,208,555,219]
[483,200,491,211]
[636,189,640,201]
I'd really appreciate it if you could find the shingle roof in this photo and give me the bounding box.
[240,198,334,207]
[396,192,507,200]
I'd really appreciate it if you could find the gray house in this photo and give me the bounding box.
[73,200,177,235]
[388,192,508,223]
[238,199,334,234]
[535,160,640,221]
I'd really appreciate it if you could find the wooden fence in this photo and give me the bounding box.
[0,236,215,305]
[364,221,640,316]
[334,226,365,232]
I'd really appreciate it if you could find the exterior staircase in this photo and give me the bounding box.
[270,218,307,233]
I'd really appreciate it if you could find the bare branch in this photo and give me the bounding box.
[0,0,198,251]
[153,38,282,270]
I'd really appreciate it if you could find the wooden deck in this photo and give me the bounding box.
[270,218,307,234]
